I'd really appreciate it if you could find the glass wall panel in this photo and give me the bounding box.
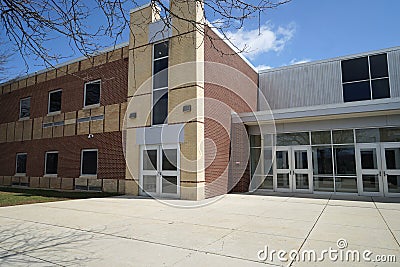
[312,146,333,175]
[276,132,310,146]
[387,175,400,193]
[334,146,356,175]
[250,135,261,147]
[311,131,331,145]
[295,174,309,189]
[264,148,273,175]
[380,128,400,142]
[250,148,261,176]
[277,173,290,188]
[333,130,354,144]
[314,176,334,192]
[335,177,358,193]
[260,176,273,189]
[372,78,390,99]
[356,128,380,143]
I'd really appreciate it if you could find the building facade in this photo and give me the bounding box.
[0,1,399,199]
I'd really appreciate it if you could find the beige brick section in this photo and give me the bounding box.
[107,48,122,62]
[103,179,118,193]
[42,116,53,139]
[75,177,87,187]
[94,53,107,66]
[104,104,120,132]
[2,84,11,94]
[23,119,33,141]
[30,177,40,188]
[120,102,127,130]
[122,46,129,58]
[49,177,61,189]
[0,176,3,185]
[61,178,74,190]
[57,66,68,78]
[3,176,12,186]
[80,58,94,71]
[27,76,36,87]
[68,62,79,73]
[53,113,64,138]
[64,111,76,137]
[125,94,151,128]
[88,179,102,188]
[65,111,76,120]
[171,0,203,35]
[125,129,139,180]
[129,5,159,49]
[10,82,18,92]
[6,122,15,142]
[33,117,43,139]
[0,124,7,143]
[180,181,205,201]
[77,109,90,135]
[129,45,152,97]
[18,79,27,89]
[169,86,204,124]
[125,180,139,195]
[47,69,56,80]
[90,120,103,134]
[12,177,20,185]
[14,121,23,141]
[39,177,50,188]
[118,180,125,194]
[37,73,46,84]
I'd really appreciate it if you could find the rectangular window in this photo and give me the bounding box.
[48,89,62,114]
[19,97,31,119]
[81,149,98,175]
[84,80,101,107]
[16,153,27,174]
[341,53,390,102]
[45,151,58,175]
[152,41,169,125]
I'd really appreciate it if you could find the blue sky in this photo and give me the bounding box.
[2,0,400,79]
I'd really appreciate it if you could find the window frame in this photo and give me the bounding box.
[19,97,31,120]
[44,151,59,176]
[15,153,27,176]
[80,149,98,176]
[152,40,169,126]
[47,89,62,115]
[84,80,101,108]
[341,53,391,102]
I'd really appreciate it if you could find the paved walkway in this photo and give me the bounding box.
[0,193,399,266]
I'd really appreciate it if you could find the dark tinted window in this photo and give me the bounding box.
[45,152,58,175]
[343,81,370,102]
[20,98,31,118]
[341,57,369,83]
[49,90,62,113]
[16,154,27,174]
[312,147,333,175]
[372,78,390,99]
[334,146,356,175]
[154,41,169,59]
[82,150,97,175]
[85,81,100,106]
[153,63,168,89]
[370,54,388,79]
[152,89,168,125]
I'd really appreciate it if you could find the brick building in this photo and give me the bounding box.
[1,1,399,199]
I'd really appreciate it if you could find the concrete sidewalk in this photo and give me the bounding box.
[0,193,399,266]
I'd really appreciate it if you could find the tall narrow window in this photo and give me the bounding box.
[81,149,98,175]
[45,151,59,175]
[84,80,101,107]
[341,53,390,102]
[48,89,62,114]
[19,97,31,119]
[152,41,169,125]
[16,153,27,175]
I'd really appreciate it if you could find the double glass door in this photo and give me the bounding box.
[357,143,400,196]
[140,145,180,198]
[274,146,313,192]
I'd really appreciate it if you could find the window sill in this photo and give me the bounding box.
[83,104,100,110]
[18,117,30,122]
[79,175,98,179]
[47,111,61,117]
[43,174,58,178]
[14,173,26,177]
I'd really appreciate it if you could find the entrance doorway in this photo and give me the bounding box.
[274,146,313,193]
[357,143,400,196]
[140,144,180,198]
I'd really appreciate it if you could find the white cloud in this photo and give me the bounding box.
[289,58,311,65]
[226,22,295,60]
[255,64,272,71]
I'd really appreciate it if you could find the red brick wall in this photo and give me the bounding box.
[204,26,258,198]
[0,132,125,179]
[0,58,128,124]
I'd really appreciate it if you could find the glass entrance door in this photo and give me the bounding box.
[140,145,180,198]
[274,146,312,192]
[356,144,383,196]
[381,143,400,196]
